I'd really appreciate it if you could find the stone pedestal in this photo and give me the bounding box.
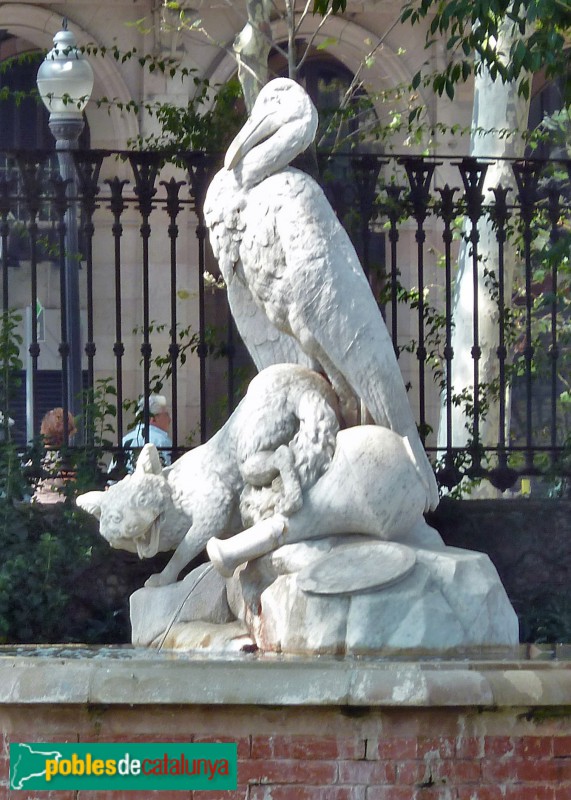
[130,564,240,649]
[0,646,570,799]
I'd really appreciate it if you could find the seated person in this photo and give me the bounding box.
[110,394,173,474]
[32,408,77,504]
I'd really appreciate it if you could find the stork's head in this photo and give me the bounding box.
[225,78,318,188]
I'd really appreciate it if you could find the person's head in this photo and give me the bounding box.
[138,394,171,433]
[40,408,77,448]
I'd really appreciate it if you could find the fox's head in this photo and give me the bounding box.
[77,444,174,558]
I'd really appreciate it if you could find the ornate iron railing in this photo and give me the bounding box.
[0,149,569,493]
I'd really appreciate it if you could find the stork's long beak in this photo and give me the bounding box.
[224,111,279,170]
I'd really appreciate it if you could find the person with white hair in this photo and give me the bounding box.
[0,411,15,443]
[113,394,173,473]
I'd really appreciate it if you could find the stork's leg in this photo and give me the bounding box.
[306,347,361,427]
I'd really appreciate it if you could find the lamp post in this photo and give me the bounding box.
[36,19,94,438]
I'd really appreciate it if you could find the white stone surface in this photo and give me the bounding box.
[204,77,438,510]
[130,564,234,647]
[77,364,340,587]
[296,541,417,594]
[78,81,522,657]
[154,621,254,653]
[0,648,568,708]
[227,541,519,655]
[206,425,434,578]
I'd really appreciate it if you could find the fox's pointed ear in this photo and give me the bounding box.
[135,443,162,476]
[76,491,105,519]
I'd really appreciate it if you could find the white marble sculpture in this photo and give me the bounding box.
[204,77,438,512]
[78,363,437,588]
[206,424,441,578]
[78,78,520,654]
[78,364,519,653]
[223,539,519,654]
[77,364,341,587]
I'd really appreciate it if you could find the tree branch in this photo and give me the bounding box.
[296,5,334,74]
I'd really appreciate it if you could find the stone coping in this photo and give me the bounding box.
[0,646,569,708]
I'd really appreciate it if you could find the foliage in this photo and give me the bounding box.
[130,77,246,156]
[368,160,571,497]
[84,41,195,82]
[313,0,346,13]
[0,43,204,113]
[0,310,129,643]
[0,299,237,643]
[517,592,571,643]
[0,310,23,414]
[129,320,225,394]
[507,165,571,494]
[0,311,28,502]
[400,0,571,100]
[0,0,551,158]
[0,50,43,107]
[0,501,121,644]
[313,0,571,115]
[0,38,244,157]
[72,377,120,494]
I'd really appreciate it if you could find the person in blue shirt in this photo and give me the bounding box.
[111,394,173,474]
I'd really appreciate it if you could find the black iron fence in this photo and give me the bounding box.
[0,149,570,492]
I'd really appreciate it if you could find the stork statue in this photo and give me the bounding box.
[204,78,439,511]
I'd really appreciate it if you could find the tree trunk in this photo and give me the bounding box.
[233,0,273,112]
[437,17,531,478]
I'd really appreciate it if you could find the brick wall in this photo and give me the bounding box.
[1,704,570,799]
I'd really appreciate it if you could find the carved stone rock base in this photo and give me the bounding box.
[226,538,519,655]
[130,536,519,655]
[130,563,235,648]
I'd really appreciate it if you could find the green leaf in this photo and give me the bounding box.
[313,0,346,13]
[316,37,339,50]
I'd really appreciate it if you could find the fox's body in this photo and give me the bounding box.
[77,365,339,586]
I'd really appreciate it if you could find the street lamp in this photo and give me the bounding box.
[36,19,94,439]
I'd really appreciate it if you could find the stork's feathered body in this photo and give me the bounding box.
[204,78,439,510]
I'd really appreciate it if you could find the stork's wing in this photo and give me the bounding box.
[273,174,440,510]
[270,174,410,430]
[227,271,315,371]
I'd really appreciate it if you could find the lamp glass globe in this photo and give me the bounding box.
[37,28,94,117]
